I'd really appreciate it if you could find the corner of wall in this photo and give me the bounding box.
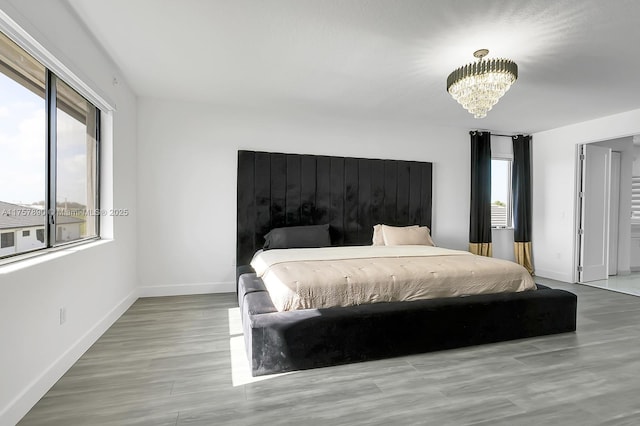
[1,289,138,426]
[534,269,575,284]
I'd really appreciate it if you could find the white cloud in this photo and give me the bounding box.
[0,106,46,204]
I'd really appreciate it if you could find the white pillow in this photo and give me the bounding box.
[381,224,435,246]
[372,224,418,245]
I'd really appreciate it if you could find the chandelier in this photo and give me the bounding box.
[447,49,518,118]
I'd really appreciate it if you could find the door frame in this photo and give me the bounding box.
[573,144,582,283]
[609,151,621,275]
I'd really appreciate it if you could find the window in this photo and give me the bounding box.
[55,78,99,243]
[0,31,100,259]
[491,159,512,228]
[1,232,14,248]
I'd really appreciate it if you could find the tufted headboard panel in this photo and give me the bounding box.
[236,150,432,266]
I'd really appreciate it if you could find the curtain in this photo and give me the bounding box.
[469,131,492,256]
[512,135,534,274]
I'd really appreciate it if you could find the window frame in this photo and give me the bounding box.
[46,71,101,249]
[1,231,15,248]
[0,33,101,260]
[490,156,514,229]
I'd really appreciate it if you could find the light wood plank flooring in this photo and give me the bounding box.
[19,280,640,426]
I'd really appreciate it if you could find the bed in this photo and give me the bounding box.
[236,150,577,376]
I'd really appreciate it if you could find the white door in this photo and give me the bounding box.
[578,144,611,282]
[608,152,621,275]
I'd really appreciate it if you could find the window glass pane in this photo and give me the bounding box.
[55,78,98,243]
[1,231,15,248]
[491,159,511,228]
[0,31,47,256]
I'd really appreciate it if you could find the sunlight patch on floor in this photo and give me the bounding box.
[228,307,293,386]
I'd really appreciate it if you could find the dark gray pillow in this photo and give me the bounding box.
[263,224,331,249]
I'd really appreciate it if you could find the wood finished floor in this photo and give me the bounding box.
[19,280,640,426]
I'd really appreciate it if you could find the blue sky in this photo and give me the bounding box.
[0,72,45,205]
[0,73,88,206]
[491,159,509,205]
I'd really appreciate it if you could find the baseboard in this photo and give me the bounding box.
[138,281,235,297]
[1,289,138,426]
[534,269,574,283]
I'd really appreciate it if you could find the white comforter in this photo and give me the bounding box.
[251,246,536,312]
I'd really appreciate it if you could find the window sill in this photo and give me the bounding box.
[491,227,514,231]
[0,238,111,274]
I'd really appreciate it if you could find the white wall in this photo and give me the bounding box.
[15,227,45,253]
[137,98,471,294]
[492,229,516,262]
[532,108,640,282]
[0,1,138,425]
[56,223,81,243]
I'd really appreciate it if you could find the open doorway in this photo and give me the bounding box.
[575,136,635,283]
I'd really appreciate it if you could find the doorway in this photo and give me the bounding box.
[575,137,634,283]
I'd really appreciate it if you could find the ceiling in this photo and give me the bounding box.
[67,0,640,134]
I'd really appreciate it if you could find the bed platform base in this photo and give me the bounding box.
[238,271,577,377]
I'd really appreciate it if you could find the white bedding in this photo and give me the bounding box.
[250,246,536,312]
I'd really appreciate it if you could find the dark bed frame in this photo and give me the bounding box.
[236,150,577,376]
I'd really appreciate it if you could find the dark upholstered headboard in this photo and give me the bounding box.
[236,150,433,266]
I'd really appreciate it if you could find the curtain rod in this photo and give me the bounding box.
[471,130,530,138]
